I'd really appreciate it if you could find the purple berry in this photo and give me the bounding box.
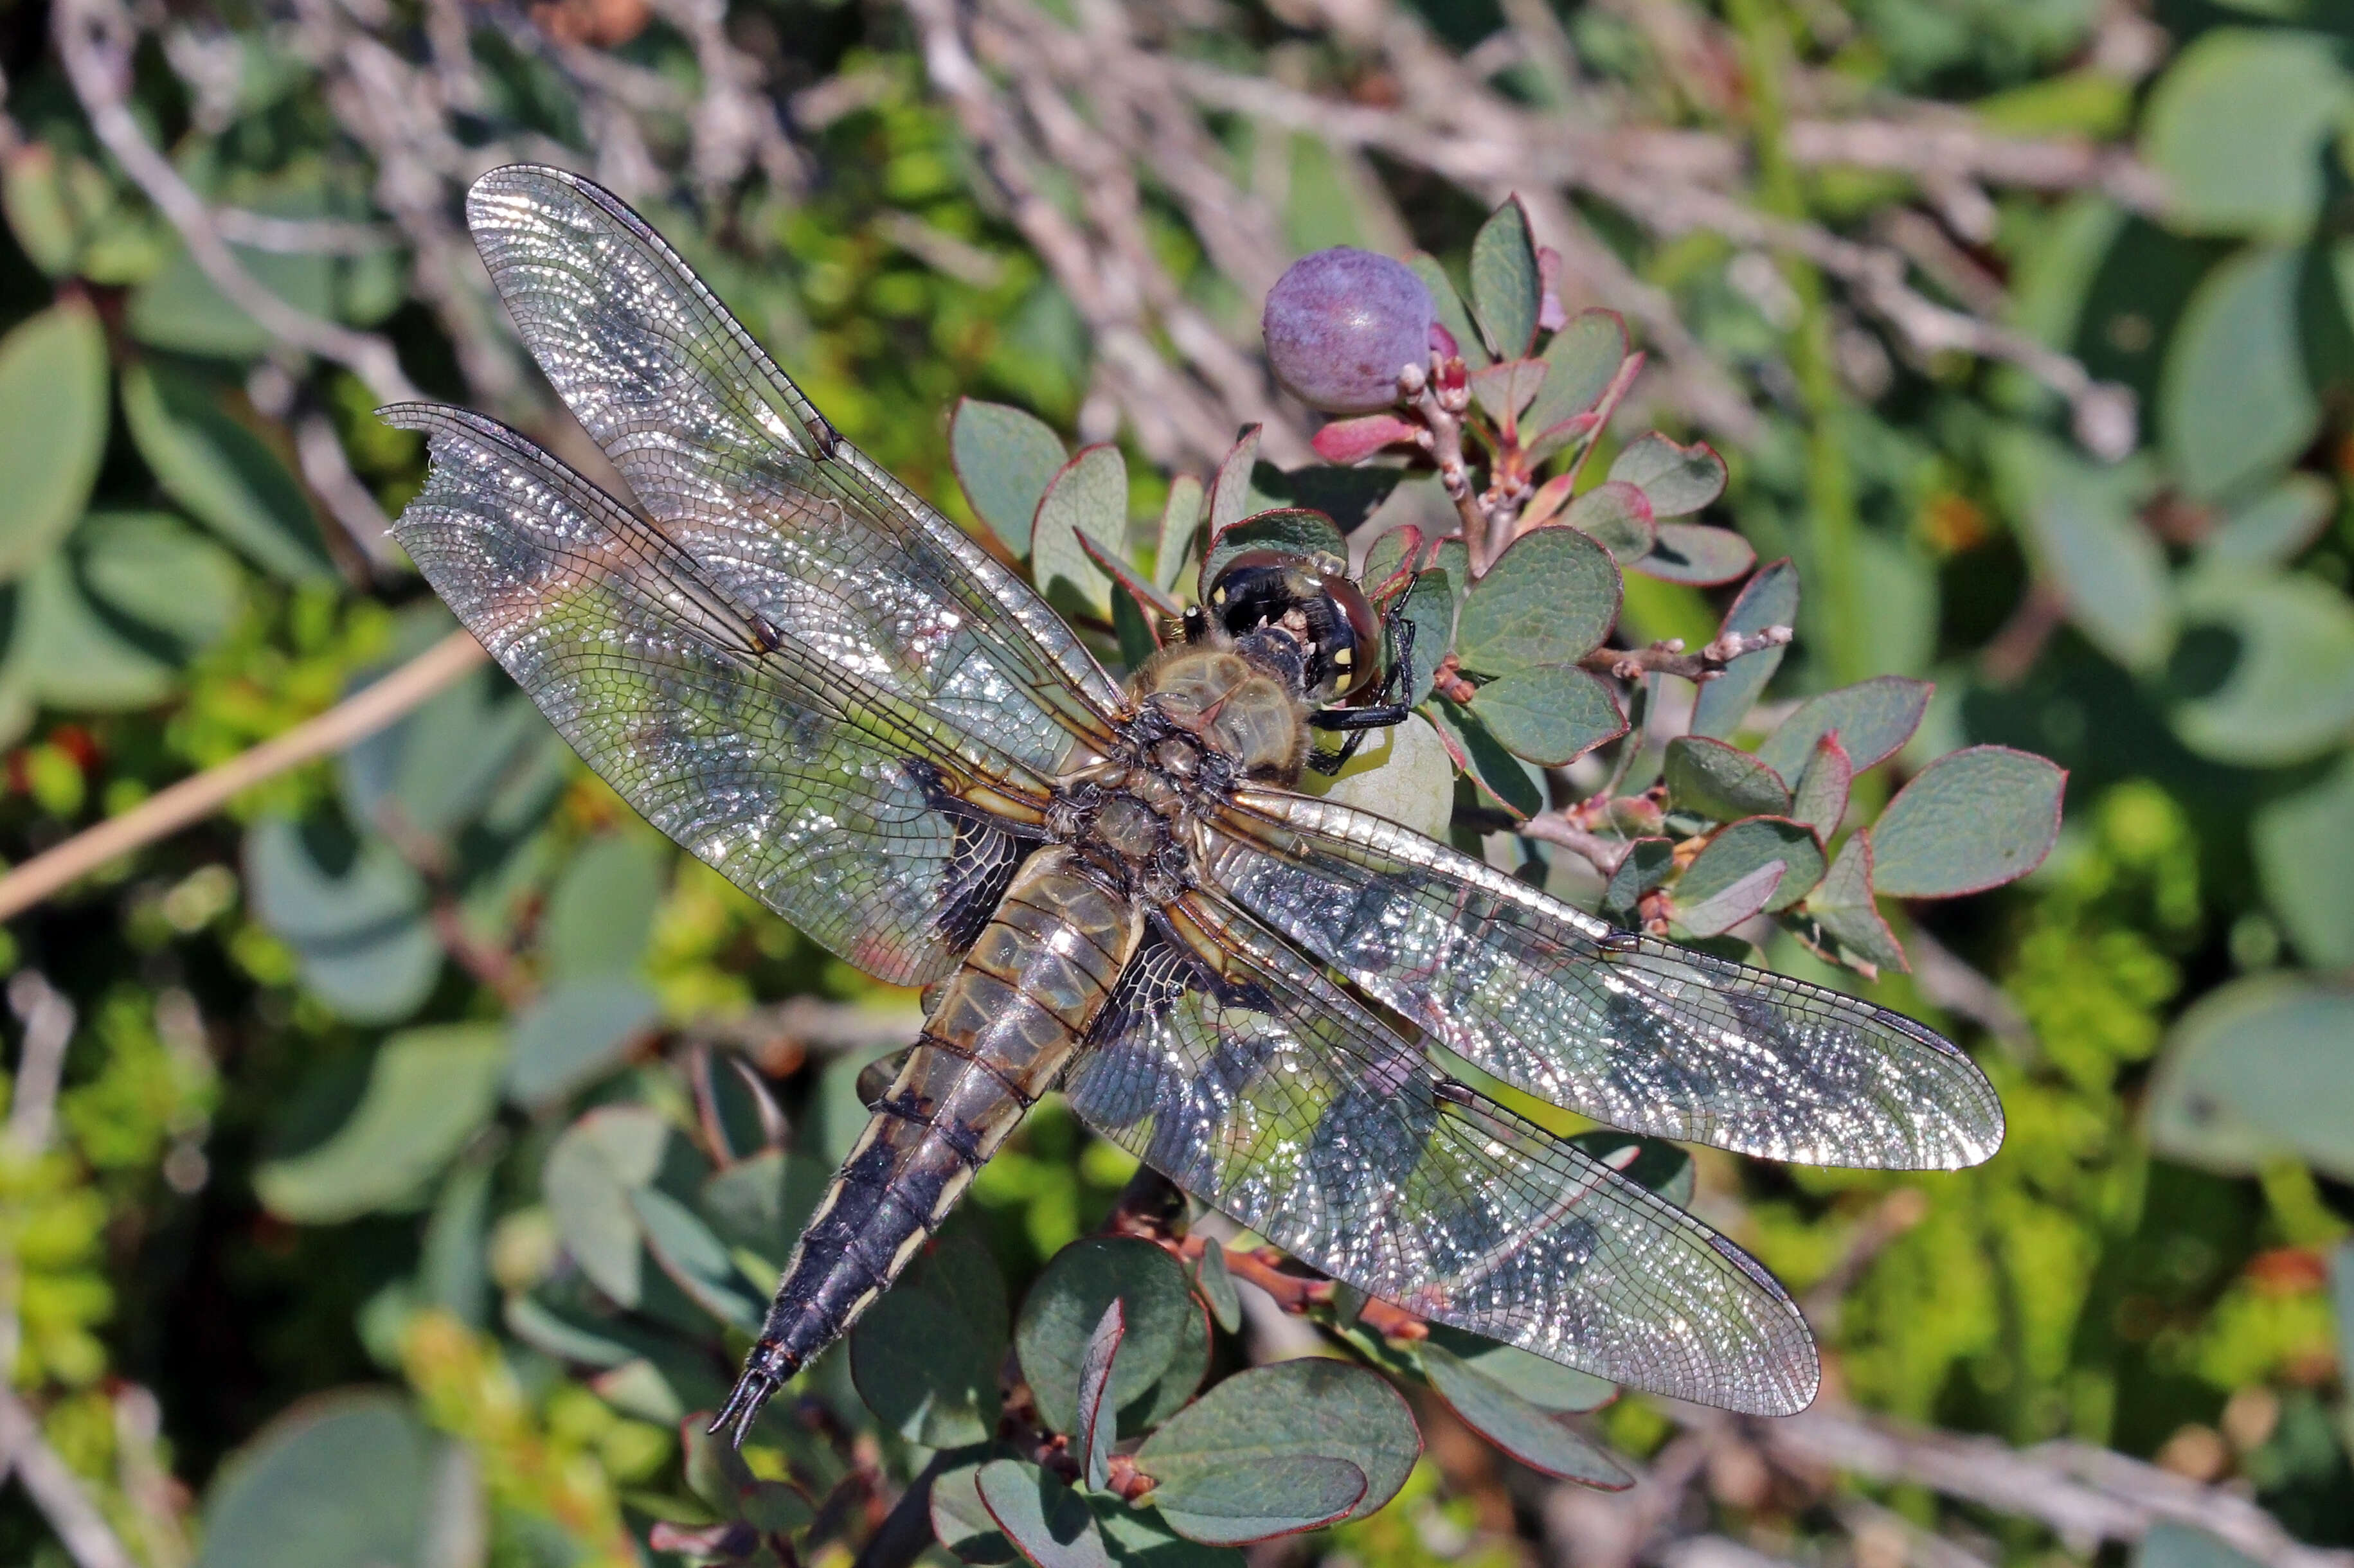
[1262,247,1435,414]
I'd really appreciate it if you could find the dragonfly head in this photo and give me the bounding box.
[1203,549,1381,704]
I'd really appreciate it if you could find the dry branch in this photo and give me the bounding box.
[0,631,489,924]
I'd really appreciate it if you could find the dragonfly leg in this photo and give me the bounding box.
[1306,614,1418,772]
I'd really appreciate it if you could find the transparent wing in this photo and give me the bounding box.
[1062,893,1820,1416]
[1201,790,2003,1171]
[462,163,1124,773]
[384,404,1046,987]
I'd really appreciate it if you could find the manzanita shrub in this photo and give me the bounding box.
[216,198,2067,1568]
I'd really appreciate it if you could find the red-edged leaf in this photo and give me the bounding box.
[1560,351,1646,486]
[1077,526,1180,630]
[1076,1300,1125,1492]
[1313,413,1423,465]
[1209,425,1262,535]
[1805,832,1909,977]
[1518,473,1576,532]
[1790,731,1853,835]
[1668,860,1784,938]
[1630,522,1755,585]
[1523,409,1600,464]
[1562,480,1657,563]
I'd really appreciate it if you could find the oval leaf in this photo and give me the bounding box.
[121,360,336,582]
[2146,975,2354,1180]
[977,1459,1113,1568]
[1033,444,1125,620]
[1469,197,1541,359]
[933,1462,1021,1566]
[1077,1300,1124,1492]
[1606,433,1726,519]
[505,976,662,1110]
[953,397,1067,557]
[0,299,107,582]
[629,1184,763,1328]
[1408,253,1487,366]
[1419,1324,1615,1414]
[1469,666,1626,766]
[1681,816,1826,914]
[1144,1455,1364,1547]
[1562,481,1656,563]
[1134,1359,1419,1528]
[1016,1237,1196,1434]
[2171,568,2354,766]
[540,834,665,979]
[1869,745,2065,899]
[1804,833,1909,977]
[1456,526,1621,675]
[2141,30,2352,240]
[1689,558,1799,739]
[1756,676,1932,780]
[1208,427,1262,535]
[1523,310,1628,438]
[2252,756,2354,968]
[1662,736,1792,822]
[852,1228,1009,1448]
[1628,522,1754,585]
[1420,1343,1631,1487]
[2160,245,2317,501]
[195,1392,450,1568]
[1789,733,1853,835]
[255,1025,507,1224]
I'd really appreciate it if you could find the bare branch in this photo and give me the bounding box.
[0,1391,137,1568]
[1578,625,1792,682]
[3,973,76,1156]
[53,0,422,405]
[0,631,489,923]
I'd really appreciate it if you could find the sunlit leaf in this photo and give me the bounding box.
[1033,444,1125,620]
[1870,746,2065,898]
[2148,973,2354,1182]
[1469,666,1626,765]
[1756,677,1931,780]
[194,1392,464,1568]
[1016,1238,1198,1435]
[1606,432,1725,518]
[1455,526,1620,674]
[2251,755,2354,967]
[1134,1359,1416,1537]
[1689,559,1798,739]
[120,359,337,582]
[1662,736,1791,822]
[2141,30,2352,239]
[1420,1342,1630,1486]
[505,977,662,1110]
[0,299,107,582]
[953,397,1067,558]
[2160,245,2317,501]
[1680,816,1824,914]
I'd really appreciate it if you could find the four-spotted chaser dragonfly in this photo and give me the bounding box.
[383,165,2004,1447]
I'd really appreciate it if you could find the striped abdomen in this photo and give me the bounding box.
[724,846,1141,1420]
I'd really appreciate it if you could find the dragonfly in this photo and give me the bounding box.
[382,165,2004,1448]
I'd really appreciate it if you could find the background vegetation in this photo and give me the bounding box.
[0,0,2349,1564]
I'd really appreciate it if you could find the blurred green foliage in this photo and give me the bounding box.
[0,0,2348,1564]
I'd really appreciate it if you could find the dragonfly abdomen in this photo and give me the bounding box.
[715,846,1142,1442]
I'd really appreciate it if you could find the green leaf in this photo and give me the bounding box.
[339,632,567,843]
[1455,526,1621,674]
[1626,524,1754,586]
[126,241,336,359]
[10,552,179,710]
[2140,29,2353,240]
[700,1148,831,1261]
[1076,1301,1124,1492]
[1396,568,1454,706]
[1469,666,1626,765]
[1360,526,1421,599]
[1208,427,1263,536]
[1431,698,1543,817]
[505,976,663,1110]
[629,1184,764,1328]
[1788,733,1853,835]
[1681,817,1824,914]
[953,398,1068,558]
[0,299,107,582]
[1469,197,1541,359]
[73,510,246,659]
[1301,711,1455,842]
[1600,837,1673,928]
[1804,834,1908,977]
[540,833,666,979]
[1143,1456,1363,1548]
[120,360,337,581]
[1034,445,1125,621]
[1244,461,1402,535]
[1135,1359,1418,1529]
[2252,755,2354,967]
[2171,567,2354,765]
[2202,473,2335,567]
[1607,434,1725,518]
[1193,1243,1242,1333]
[1756,676,1931,780]
[1689,559,1798,739]
[1469,359,1547,431]
[1667,862,1783,939]
[1419,1344,1630,1487]
[1155,474,1204,593]
[2146,975,2354,1180]
[933,1462,1021,1566]
[1870,746,2065,898]
[1408,253,1486,366]
[1662,736,1792,822]
[1523,310,1628,439]
[1419,1325,1615,1413]
[1201,508,1347,599]
[195,1392,458,1568]
[243,817,442,1022]
[255,1025,507,1223]
[1094,1499,1249,1568]
[2160,245,2318,501]
[978,1459,1113,1568]
[1562,482,1655,562]
[1016,1238,1199,1435]
[852,1229,1009,1448]
[543,1105,709,1311]
[1988,428,2171,671]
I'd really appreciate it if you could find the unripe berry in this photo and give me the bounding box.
[1262,247,1435,414]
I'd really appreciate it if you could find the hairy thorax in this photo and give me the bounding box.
[1047,639,1311,901]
